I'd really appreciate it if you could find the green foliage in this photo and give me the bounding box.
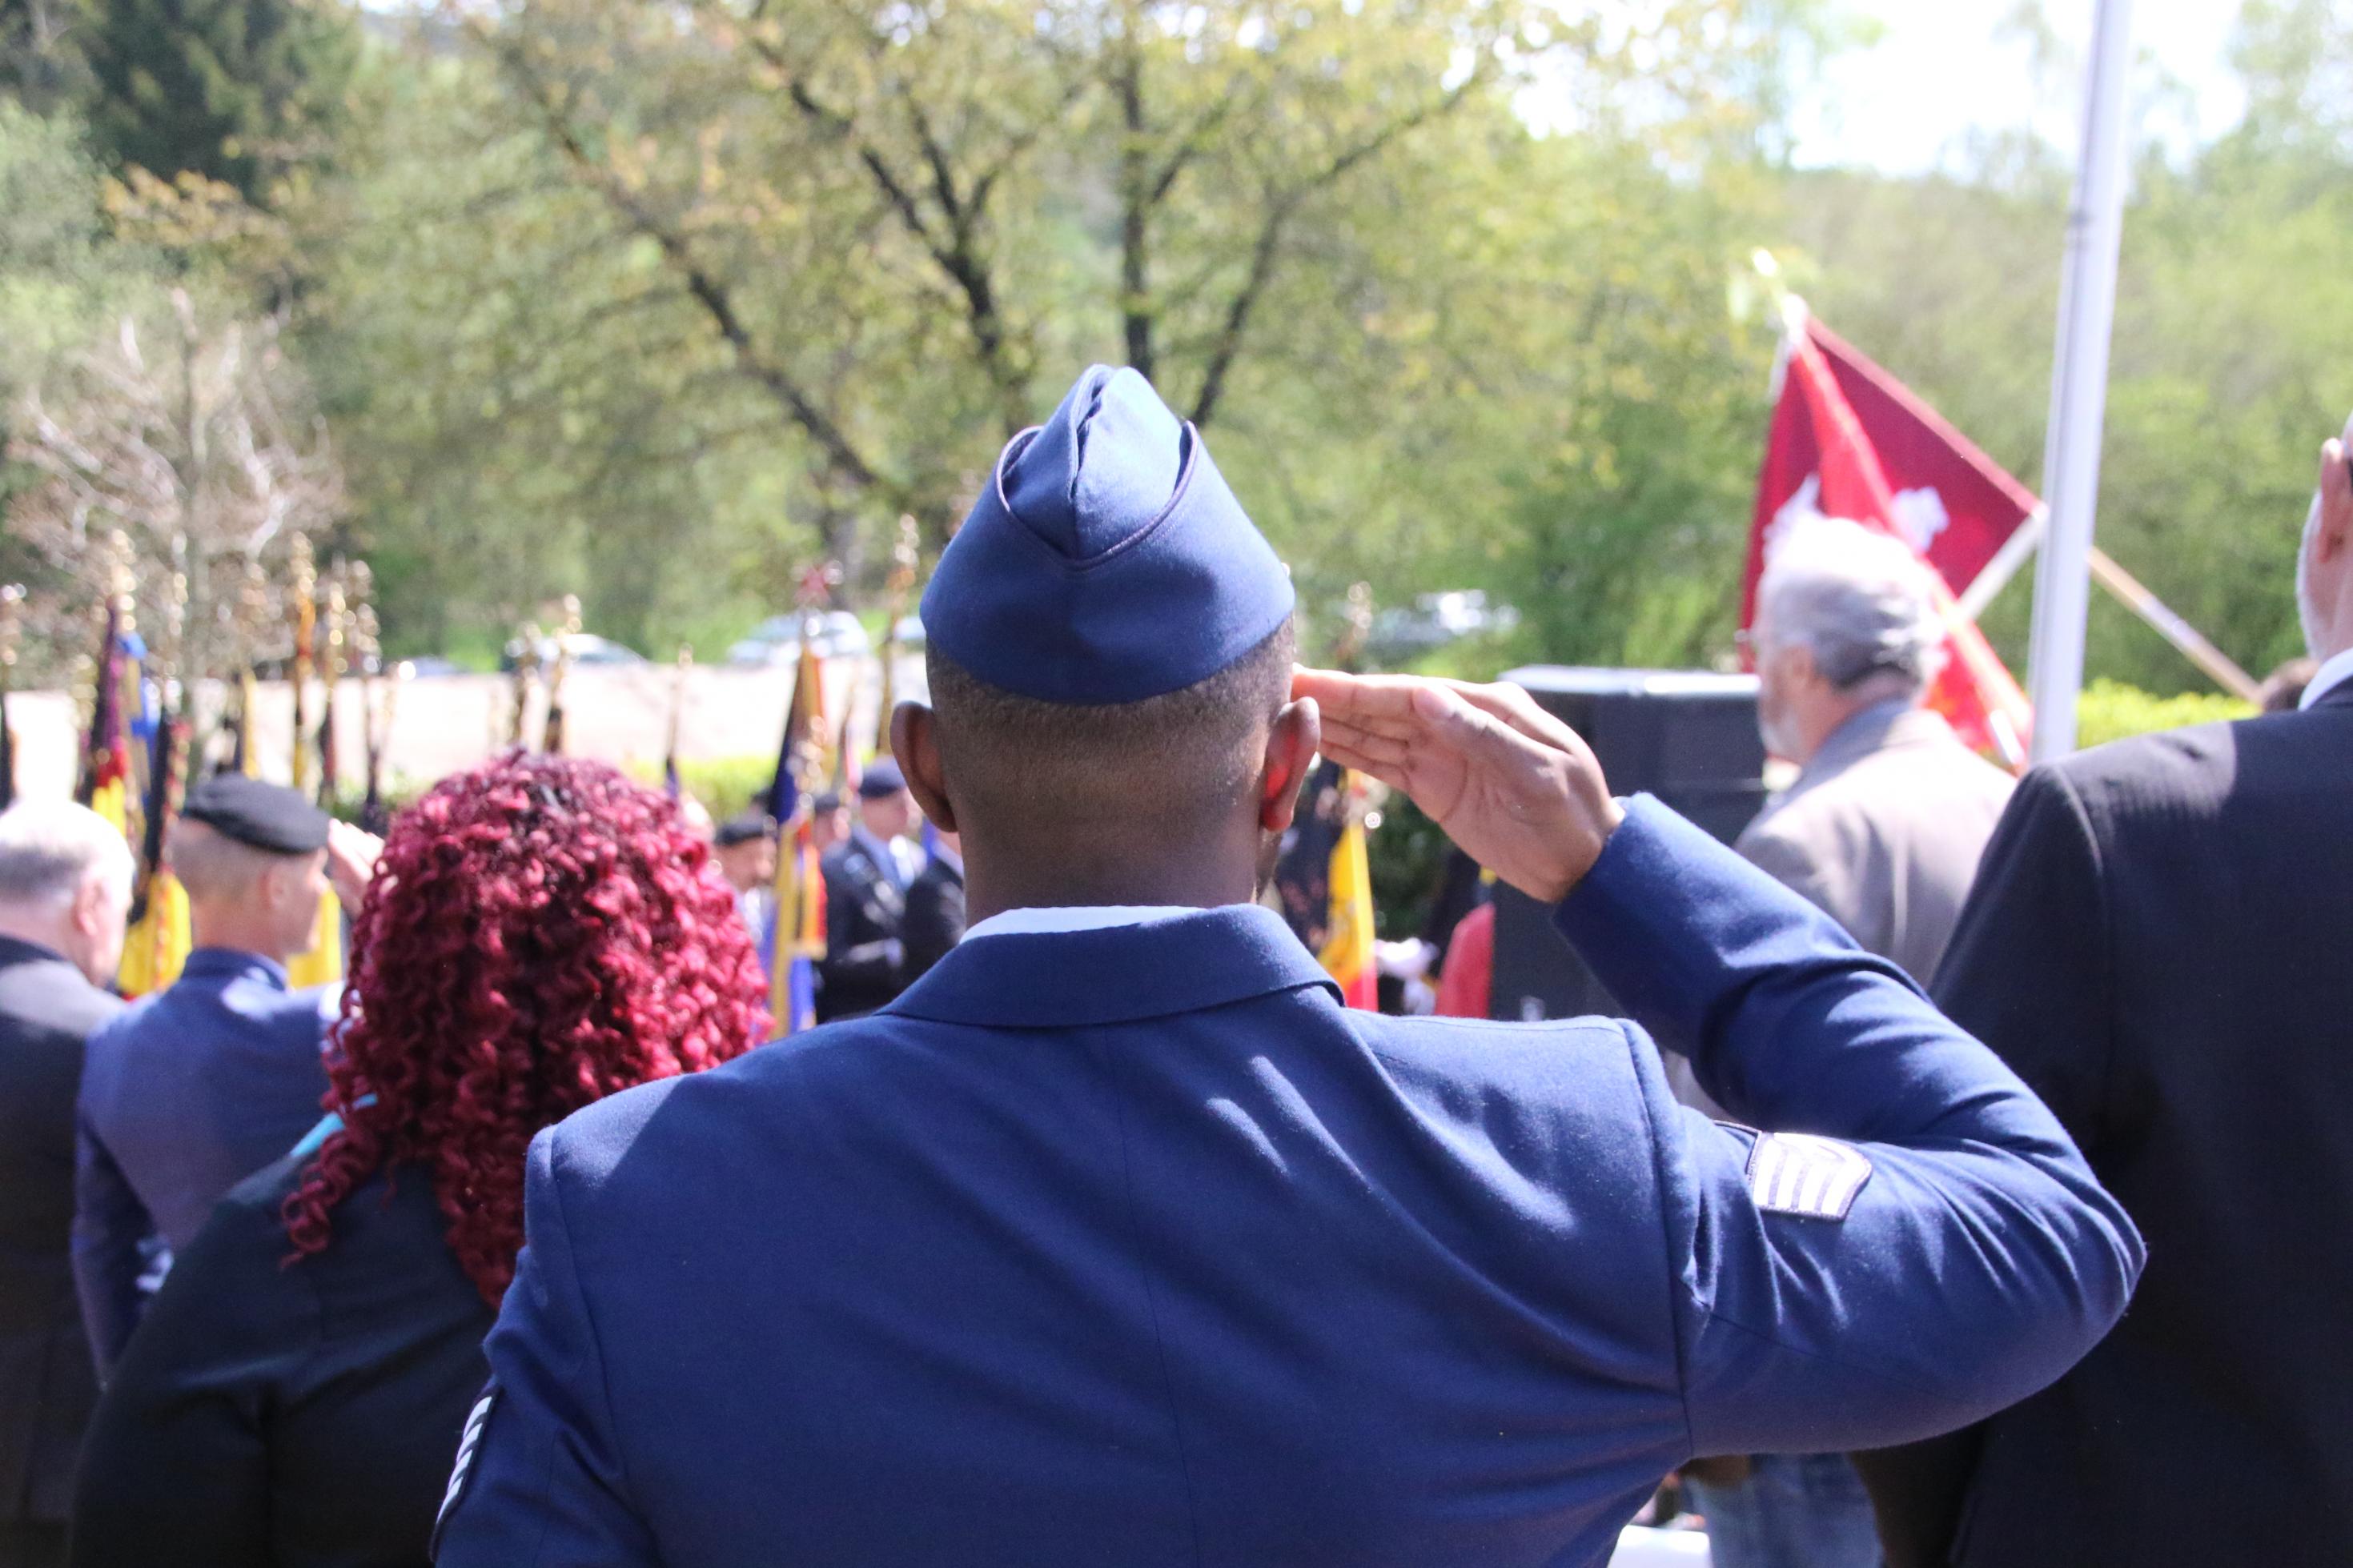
[6,0,2351,718]
[80,0,357,203]
[662,754,778,820]
[2074,678,2255,751]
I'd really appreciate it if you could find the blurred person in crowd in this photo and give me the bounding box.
[713,810,779,959]
[1690,517,2013,1568]
[1741,515,2015,983]
[2259,654,2316,713]
[0,804,132,1568]
[817,760,923,1021]
[1432,897,1495,1019]
[66,752,768,1568]
[1857,427,2353,1566]
[72,778,379,1376]
[807,790,851,856]
[436,366,2137,1568]
[901,825,964,981]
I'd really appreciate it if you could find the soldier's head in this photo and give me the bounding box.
[712,812,777,892]
[809,791,851,854]
[168,776,335,967]
[1751,514,1945,765]
[855,760,918,842]
[893,367,1318,915]
[0,799,135,986]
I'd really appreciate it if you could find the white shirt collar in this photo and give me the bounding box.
[962,905,1217,940]
[2301,647,2353,711]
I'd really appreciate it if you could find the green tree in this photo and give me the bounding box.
[81,0,358,203]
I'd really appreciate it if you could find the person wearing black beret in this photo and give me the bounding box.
[814,758,924,1022]
[72,776,380,1376]
[711,812,779,975]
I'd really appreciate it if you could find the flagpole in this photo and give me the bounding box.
[2026,0,2134,764]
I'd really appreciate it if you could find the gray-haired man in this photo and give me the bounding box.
[0,802,133,1568]
[1684,513,2014,1568]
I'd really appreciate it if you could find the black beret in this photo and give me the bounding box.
[857,759,908,800]
[179,774,333,855]
[812,790,845,816]
[713,811,777,848]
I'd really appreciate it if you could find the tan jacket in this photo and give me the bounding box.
[1735,701,2014,987]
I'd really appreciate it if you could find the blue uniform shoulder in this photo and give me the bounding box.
[540,1020,889,1188]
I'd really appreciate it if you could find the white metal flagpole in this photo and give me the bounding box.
[2026,0,2136,764]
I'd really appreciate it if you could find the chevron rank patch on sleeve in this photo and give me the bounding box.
[432,1383,499,1555]
[1745,1132,1873,1221]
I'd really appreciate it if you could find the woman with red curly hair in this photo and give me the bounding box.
[68,752,769,1568]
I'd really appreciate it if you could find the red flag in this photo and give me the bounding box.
[1745,315,2032,765]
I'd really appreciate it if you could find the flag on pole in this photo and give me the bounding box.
[662,645,691,800]
[1273,759,1379,1010]
[0,585,21,812]
[76,598,134,836]
[1319,795,1378,1010]
[118,697,191,999]
[1747,309,2033,764]
[0,684,14,813]
[765,633,829,1033]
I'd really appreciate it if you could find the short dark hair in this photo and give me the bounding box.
[926,618,1296,840]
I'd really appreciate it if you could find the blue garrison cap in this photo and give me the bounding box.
[921,366,1293,705]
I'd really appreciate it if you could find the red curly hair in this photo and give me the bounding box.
[283,750,769,1303]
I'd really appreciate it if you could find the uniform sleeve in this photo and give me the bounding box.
[432,1129,658,1566]
[67,1190,308,1565]
[72,1113,155,1380]
[1555,796,2142,1457]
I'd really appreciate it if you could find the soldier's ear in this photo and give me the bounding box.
[1258,696,1323,834]
[890,701,958,834]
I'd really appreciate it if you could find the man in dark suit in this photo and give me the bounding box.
[0,802,132,1568]
[901,826,964,981]
[436,366,2139,1567]
[73,776,375,1375]
[1857,427,2353,1566]
[815,760,922,1021]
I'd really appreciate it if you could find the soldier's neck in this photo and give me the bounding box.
[961,827,1263,926]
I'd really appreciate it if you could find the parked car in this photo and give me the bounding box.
[499,632,648,672]
[726,611,871,666]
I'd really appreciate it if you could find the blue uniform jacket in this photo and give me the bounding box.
[74,948,338,1375]
[435,799,2142,1567]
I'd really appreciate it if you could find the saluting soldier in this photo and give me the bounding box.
[814,760,922,1021]
[433,366,2141,1568]
[72,776,377,1374]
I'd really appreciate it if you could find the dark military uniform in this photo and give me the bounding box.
[0,936,122,1568]
[900,845,964,981]
[72,777,339,1376]
[815,826,910,1022]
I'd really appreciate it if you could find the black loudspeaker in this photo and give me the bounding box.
[1488,667,1768,1022]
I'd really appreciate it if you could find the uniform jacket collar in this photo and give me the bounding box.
[885,903,1338,1029]
[0,932,74,973]
[179,946,290,992]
